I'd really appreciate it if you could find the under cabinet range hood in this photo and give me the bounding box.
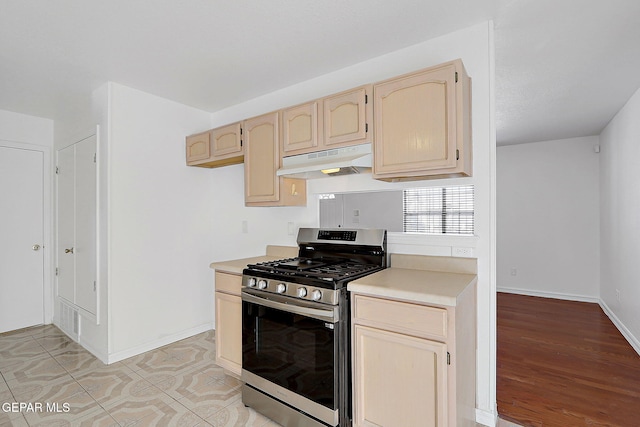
[276,143,372,179]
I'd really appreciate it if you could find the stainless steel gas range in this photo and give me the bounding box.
[241,228,387,427]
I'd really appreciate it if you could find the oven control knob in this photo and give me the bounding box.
[248,277,257,288]
[276,283,286,294]
[311,290,322,301]
[258,280,268,290]
[297,287,308,298]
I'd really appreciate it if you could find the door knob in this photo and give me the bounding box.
[32,244,41,251]
[65,248,74,254]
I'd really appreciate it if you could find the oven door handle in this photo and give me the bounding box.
[242,290,339,323]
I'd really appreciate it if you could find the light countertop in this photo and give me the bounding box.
[348,254,477,306]
[210,250,477,306]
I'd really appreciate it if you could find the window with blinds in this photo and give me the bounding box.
[403,185,474,235]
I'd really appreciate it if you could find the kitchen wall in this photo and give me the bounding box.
[100,83,215,360]
[599,86,640,353]
[208,21,496,423]
[497,136,600,301]
[206,163,318,262]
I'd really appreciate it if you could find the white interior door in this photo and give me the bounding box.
[74,137,96,314]
[57,136,97,315]
[0,146,44,333]
[57,144,75,303]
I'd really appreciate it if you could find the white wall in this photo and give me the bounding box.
[0,109,55,326]
[208,21,496,422]
[106,83,214,358]
[206,163,317,262]
[497,137,600,301]
[0,109,54,146]
[599,86,640,353]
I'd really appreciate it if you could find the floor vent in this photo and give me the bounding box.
[59,301,79,341]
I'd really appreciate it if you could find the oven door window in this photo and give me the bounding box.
[242,300,338,410]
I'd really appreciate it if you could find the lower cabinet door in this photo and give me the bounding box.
[215,291,242,376]
[353,325,448,427]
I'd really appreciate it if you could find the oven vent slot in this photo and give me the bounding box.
[58,301,79,341]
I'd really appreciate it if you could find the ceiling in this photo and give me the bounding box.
[1,0,639,146]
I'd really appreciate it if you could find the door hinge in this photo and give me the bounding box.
[365,94,368,104]
[93,281,96,292]
[55,267,59,276]
[93,153,96,163]
[447,352,451,365]
[455,72,458,83]
[456,149,460,160]
[365,123,368,133]
[240,140,243,147]
[55,166,59,174]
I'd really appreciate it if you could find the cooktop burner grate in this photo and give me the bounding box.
[249,257,381,281]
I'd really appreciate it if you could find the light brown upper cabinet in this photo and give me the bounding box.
[185,131,211,164]
[280,86,372,158]
[323,85,372,149]
[244,112,306,207]
[281,101,321,156]
[372,59,471,181]
[185,122,244,168]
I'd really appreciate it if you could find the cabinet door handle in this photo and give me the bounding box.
[64,248,74,254]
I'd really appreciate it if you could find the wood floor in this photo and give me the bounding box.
[497,293,640,427]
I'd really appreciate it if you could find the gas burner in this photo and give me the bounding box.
[249,258,381,283]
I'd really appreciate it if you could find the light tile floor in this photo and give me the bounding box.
[0,325,279,427]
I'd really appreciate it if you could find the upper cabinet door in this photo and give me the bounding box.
[323,85,372,148]
[211,123,242,158]
[244,112,280,204]
[281,101,320,155]
[185,131,211,165]
[373,60,471,181]
[186,123,244,168]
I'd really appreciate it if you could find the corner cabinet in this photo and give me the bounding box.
[351,286,476,426]
[373,60,471,181]
[243,112,306,206]
[186,122,244,168]
[214,272,243,376]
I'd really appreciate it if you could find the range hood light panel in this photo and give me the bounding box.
[277,143,372,179]
[321,168,341,174]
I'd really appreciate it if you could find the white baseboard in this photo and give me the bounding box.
[476,408,497,426]
[497,287,599,304]
[598,300,640,356]
[106,322,213,364]
[79,338,109,364]
[497,287,640,357]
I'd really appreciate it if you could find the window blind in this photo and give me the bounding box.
[403,185,474,235]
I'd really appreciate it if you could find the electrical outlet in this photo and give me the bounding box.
[242,220,248,234]
[287,222,295,235]
[452,247,474,258]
